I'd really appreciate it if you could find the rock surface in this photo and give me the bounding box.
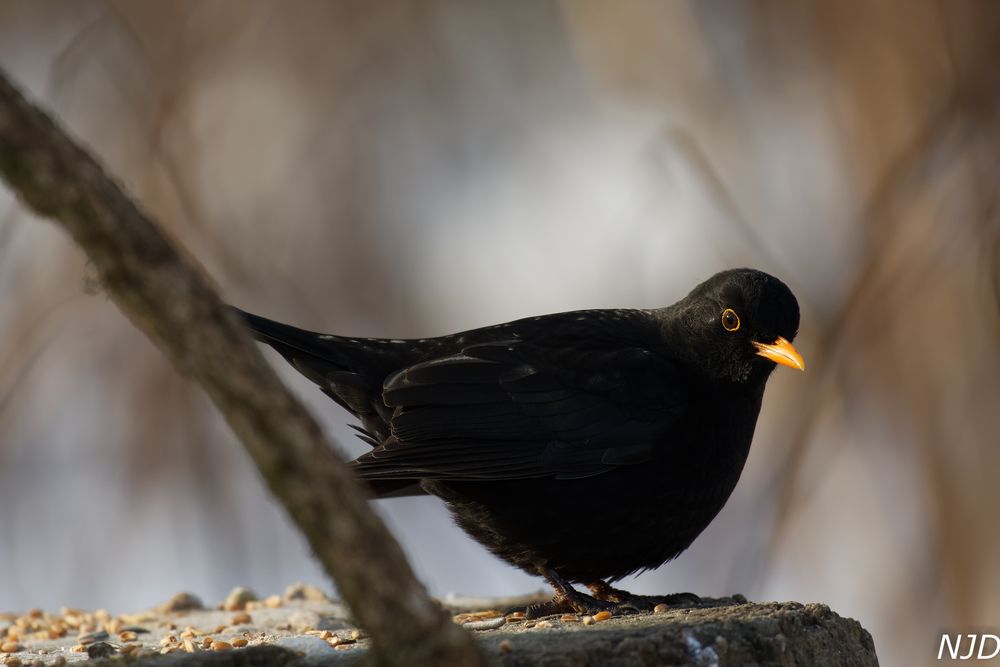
[0,589,877,666]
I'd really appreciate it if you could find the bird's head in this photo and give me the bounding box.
[665,268,803,386]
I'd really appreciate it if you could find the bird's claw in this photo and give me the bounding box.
[586,582,703,612]
[524,594,699,619]
[531,569,703,619]
[660,592,703,607]
[524,591,617,619]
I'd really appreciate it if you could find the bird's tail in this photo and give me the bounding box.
[232,307,329,358]
[231,305,414,432]
[233,307,428,498]
[231,306,379,391]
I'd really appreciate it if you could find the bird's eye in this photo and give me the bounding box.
[721,308,740,332]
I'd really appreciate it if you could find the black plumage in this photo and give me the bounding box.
[237,268,803,616]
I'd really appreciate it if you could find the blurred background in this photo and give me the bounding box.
[1,2,998,665]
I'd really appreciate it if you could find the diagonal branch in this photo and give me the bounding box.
[0,69,485,667]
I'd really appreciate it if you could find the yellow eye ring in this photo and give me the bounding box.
[721,308,740,332]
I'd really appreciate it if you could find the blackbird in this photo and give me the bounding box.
[237,268,803,617]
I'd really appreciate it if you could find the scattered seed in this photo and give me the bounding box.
[534,620,553,629]
[212,641,232,651]
[70,645,86,653]
[157,592,204,613]
[119,644,138,656]
[335,644,355,651]
[159,635,178,647]
[582,616,594,626]
[2,658,20,667]
[463,617,506,631]
[653,603,669,614]
[283,583,329,602]
[505,611,526,621]
[118,630,137,642]
[120,625,150,634]
[592,611,612,622]
[77,630,108,645]
[232,638,248,648]
[182,639,198,653]
[223,587,258,612]
[86,642,117,659]
[561,614,580,622]
[498,639,513,653]
[0,644,18,654]
[201,637,214,649]
[453,610,502,624]
[523,621,536,629]
[231,612,252,625]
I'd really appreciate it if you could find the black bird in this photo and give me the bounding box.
[237,268,803,617]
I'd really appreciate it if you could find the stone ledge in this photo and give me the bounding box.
[476,600,878,666]
[2,593,878,667]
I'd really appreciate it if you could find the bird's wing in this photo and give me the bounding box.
[353,335,689,481]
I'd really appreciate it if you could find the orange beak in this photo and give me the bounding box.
[753,336,805,371]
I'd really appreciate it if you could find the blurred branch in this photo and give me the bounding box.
[0,70,486,667]
[665,128,795,280]
[752,30,1000,587]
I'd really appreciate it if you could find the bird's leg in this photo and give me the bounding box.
[586,580,702,612]
[524,568,617,619]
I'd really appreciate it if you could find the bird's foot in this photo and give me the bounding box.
[527,566,621,619]
[524,589,617,620]
[587,581,702,612]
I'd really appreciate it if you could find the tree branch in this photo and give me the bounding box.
[0,69,485,667]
